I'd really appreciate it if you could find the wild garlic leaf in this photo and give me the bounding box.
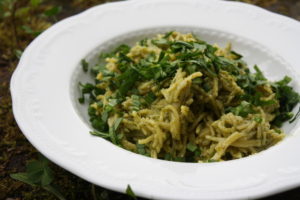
[90,130,110,138]
[230,101,256,117]
[290,106,300,123]
[144,92,156,105]
[126,185,137,200]
[108,117,123,145]
[136,144,147,155]
[187,143,197,152]
[81,59,89,72]
[230,50,243,59]
[130,95,141,111]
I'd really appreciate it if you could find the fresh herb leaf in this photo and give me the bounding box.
[78,82,99,103]
[272,76,300,126]
[108,117,123,145]
[230,50,243,59]
[116,68,140,96]
[114,44,130,54]
[130,95,141,111]
[144,92,156,105]
[90,130,110,138]
[229,101,256,117]
[202,81,211,92]
[173,41,193,49]
[113,117,123,130]
[187,143,197,152]
[207,159,217,163]
[192,77,203,84]
[90,117,107,132]
[139,38,148,46]
[157,51,165,63]
[126,185,137,200]
[163,31,174,38]
[108,98,118,107]
[193,43,207,52]
[164,153,172,161]
[254,116,262,123]
[194,149,201,157]
[81,59,89,72]
[152,38,169,48]
[290,106,300,123]
[273,112,294,127]
[253,65,266,81]
[136,144,148,155]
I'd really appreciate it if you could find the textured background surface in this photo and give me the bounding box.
[0,0,300,199]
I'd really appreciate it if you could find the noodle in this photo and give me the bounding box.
[80,31,300,162]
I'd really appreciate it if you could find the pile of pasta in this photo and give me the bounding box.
[81,32,299,162]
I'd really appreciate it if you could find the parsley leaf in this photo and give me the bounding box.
[130,95,141,111]
[81,59,89,73]
[116,68,140,96]
[187,143,197,152]
[109,117,123,145]
[272,76,300,126]
[144,92,156,105]
[229,101,256,117]
[126,185,137,200]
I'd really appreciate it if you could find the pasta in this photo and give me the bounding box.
[79,31,300,162]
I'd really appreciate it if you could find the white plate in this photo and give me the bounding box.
[10,0,300,199]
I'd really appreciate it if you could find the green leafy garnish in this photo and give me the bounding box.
[144,92,156,105]
[187,143,198,152]
[126,185,137,200]
[81,59,89,73]
[109,117,123,145]
[130,95,141,111]
[90,117,123,145]
[229,101,256,117]
[272,76,300,126]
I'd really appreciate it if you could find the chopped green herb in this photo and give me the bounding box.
[144,92,156,105]
[290,106,300,123]
[230,50,243,59]
[187,143,198,152]
[207,159,217,163]
[229,101,256,117]
[130,95,141,111]
[272,76,300,126]
[81,59,89,73]
[126,185,137,200]
[163,31,174,38]
[136,144,148,155]
[254,116,262,123]
[90,130,109,139]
